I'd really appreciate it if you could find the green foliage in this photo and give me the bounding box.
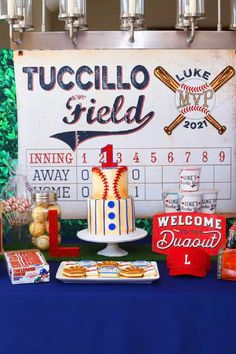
[0,49,17,194]
[136,218,152,235]
[61,219,88,236]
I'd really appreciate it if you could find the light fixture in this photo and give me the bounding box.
[0,0,24,43]
[58,0,87,42]
[41,0,46,32]
[217,0,222,31]
[230,0,236,30]
[176,0,205,44]
[120,0,145,43]
[46,0,59,12]
[176,0,198,30]
[64,12,87,32]
[13,0,33,32]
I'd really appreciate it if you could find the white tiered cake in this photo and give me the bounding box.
[87,166,136,236]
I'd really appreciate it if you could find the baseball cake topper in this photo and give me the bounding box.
[91,144,128,200]
[154,65,235,135]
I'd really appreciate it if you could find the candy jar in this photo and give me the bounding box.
[1,165,32,244]
[226,223,236,249]
[29,192,61,251]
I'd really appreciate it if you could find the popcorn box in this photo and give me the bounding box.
[4,249,50,285]
[179,167,201,192]
[201,190,218,214]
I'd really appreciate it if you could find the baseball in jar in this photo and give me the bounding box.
[29,192,61,251]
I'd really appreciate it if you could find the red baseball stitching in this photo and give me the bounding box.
[92,167,109,199]
[181,106,209,115]
[113,166,128,199]
[180,83,210,93]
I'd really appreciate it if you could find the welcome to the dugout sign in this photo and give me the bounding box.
[152,213,226,256]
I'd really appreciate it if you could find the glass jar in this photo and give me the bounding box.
[29,192,61,251]
[226,225,236,249]
[1,163,32,244]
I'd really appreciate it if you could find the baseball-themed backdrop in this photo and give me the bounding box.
[14,49,236,219]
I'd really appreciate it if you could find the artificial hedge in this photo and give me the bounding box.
[0,49,17,190]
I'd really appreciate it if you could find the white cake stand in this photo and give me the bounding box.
[77,228,147,257]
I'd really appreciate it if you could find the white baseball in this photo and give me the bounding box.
[175,78,216,120]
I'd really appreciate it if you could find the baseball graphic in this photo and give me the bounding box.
[92,166,128,200]
[154,65,235,134]
[175,78,215,120]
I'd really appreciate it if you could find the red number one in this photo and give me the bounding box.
[101,144,118,168]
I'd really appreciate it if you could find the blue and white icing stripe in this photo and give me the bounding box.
[125,199,128,234]
[87,197,135,236]
[103,200,106,235]
[95,199,97,234]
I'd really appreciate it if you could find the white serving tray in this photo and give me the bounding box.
[56,261,160,284]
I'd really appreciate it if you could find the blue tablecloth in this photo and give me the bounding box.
[0,261,235,354]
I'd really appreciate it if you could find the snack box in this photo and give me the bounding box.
[4,249,50,285]
[56,260,160,284]
[217,248,236,281]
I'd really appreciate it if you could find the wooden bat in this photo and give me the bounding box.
[154,66,235,135]
[204,66,234,134]
[205,114,226,135]
[154,67,185,134]
[154,66,180,92]
[210,66,235,92]
[164,114,184,136]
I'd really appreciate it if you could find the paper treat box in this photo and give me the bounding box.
[4,249,50,285]
[217,249,236,281]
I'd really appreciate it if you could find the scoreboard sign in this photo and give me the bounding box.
[14,50,236,219]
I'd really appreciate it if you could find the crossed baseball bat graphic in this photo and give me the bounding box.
[154,66,235,135]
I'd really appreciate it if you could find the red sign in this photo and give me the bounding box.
[48,210,80,258]
[152,212,226,256]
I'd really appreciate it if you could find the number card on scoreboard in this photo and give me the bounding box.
[14,50,236,218]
